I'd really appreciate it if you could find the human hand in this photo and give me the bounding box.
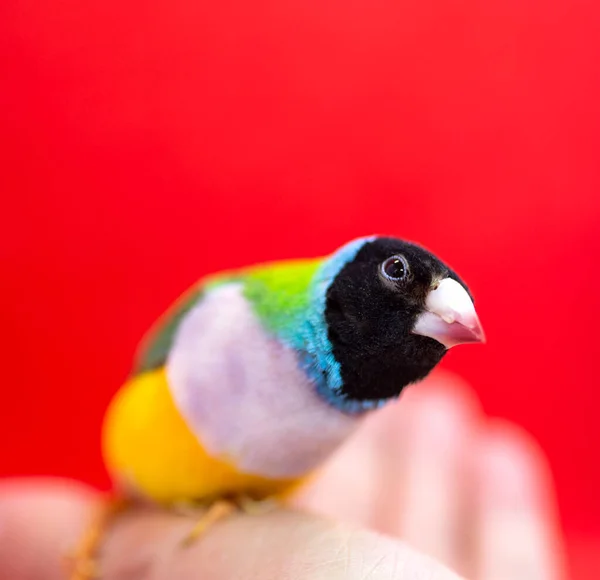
[0,372,568,580]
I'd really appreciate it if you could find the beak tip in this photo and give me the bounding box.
[455,313,486,345]
[471,317,486,344]
[453,321,486,347]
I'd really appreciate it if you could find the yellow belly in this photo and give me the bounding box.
[102,368,300,504]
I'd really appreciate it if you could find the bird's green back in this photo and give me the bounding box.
[132,258,323,375]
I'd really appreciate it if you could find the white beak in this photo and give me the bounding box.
[412,278,486,348]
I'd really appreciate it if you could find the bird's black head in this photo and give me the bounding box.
[323,237,484,408]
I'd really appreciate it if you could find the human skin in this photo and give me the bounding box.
[0,372,568,580]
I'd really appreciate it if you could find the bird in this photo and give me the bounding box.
[69,235,485,579]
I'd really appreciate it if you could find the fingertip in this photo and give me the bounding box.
[291,429,382,528]
[390,368,483,426]
[392,370,483,459]
[0,478,96,580]
[0,477,97,502]
[477,419,556,508]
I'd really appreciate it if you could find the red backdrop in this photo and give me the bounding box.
[1,0,599,577]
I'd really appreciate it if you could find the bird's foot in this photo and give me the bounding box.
[65,497,127,580]
[180,495,279,546]
[180,499,237,546]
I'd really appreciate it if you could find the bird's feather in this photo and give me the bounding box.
[133,259,322,375]
[103,366,300,504]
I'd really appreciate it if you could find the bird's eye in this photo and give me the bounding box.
[380,255,410,282]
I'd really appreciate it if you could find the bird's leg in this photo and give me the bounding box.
[65,497,128,580]
[180,495,280,546]
[180,499,237,546]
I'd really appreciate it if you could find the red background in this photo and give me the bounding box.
[1,0,599,577]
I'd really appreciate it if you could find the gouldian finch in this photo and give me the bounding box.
[72,236,484,579]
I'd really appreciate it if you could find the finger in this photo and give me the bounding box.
[295,369,481,541]
[0,479,465,580]
[0,478,95,580]
[474,421,569,580]
[291,378,413,529]
[391,373,482,574]
[103,495,467,580]
[290,415,385,529]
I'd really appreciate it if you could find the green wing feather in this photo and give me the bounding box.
[132,271,237,375]
[132,258,323,375]
[242,258,321,340]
